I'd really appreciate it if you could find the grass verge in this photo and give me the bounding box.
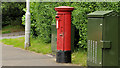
[2,25,24,34]
[2,37,87,66]
[72,48,87,66]
[2,37,52,54]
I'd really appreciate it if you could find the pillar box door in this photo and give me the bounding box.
[55,14,64,51]
[55,6,74,63]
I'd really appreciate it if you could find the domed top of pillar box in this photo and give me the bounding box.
[55,6,74,12]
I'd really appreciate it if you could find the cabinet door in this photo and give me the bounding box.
[87,18,103,66]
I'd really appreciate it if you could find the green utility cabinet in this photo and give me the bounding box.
[87,11,120,67]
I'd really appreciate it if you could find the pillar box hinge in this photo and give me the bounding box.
[100,40,111,49]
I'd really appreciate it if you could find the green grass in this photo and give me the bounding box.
[29,38,52,54]
[2,25,24,34]
[2,37,52,54]
[2,37,25,49]
[2,37,87,65]
[2,31,11,34]
[72,48,87,66]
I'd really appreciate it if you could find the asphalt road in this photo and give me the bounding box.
[2,31,25,39]
[1,31,79,66]
[2,43,78,66]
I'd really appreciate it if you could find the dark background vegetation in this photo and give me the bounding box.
[2,2,120,49]
[2,2,26,26]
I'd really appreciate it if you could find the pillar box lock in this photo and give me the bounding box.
[87,10,120,67]
[55,6,74,63]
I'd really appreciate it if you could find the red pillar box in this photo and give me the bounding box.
[55,6,74,63]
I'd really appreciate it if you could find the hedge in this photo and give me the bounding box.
[22,2,119,48]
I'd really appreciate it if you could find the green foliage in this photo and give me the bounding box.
[30,2,54,42]
[71,2,119,48]
[2,2,25,26]
[22,2,119,48]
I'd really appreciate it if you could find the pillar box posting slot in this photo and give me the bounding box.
[55,6,74,63]
[87,11,120,67]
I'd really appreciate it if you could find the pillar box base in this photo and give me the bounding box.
[56,50,71,63]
